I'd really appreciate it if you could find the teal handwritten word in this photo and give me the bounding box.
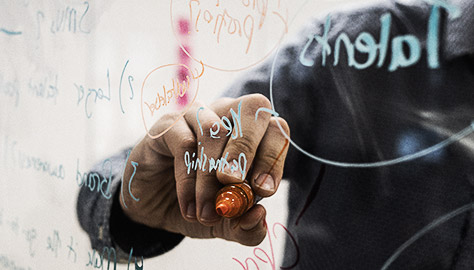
[196,100,243,139]
[46,230,61,258]
[86,247,143,270]
[86,248,102,269]
[17,152,65,180]
[299,0,460,71]
[0,254,32,270]
[0,74,20,107]
[67,236,78,263]
[184,146,247,180]
[120,150,140,209]
[49,1,90,34]
[27,74,59,103]
[75,60,135,118]
[76,159,113,200]
[75,69,111,119]
[2,135,66,180]
[22,227,37,257]
[127,248,144,270]
[190,100,246,179]
[8,218,20,236]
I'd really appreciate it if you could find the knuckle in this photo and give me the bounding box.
[150,112,179,134]
[244,93,271,113]
[190,100,205,110]
[175,170,195,185]
[212,97,234,106]
[270,117,290,136]
[215,123,229,138]
[229,138,257,156]
[200,120,215,131]
[180,136,197,150]
[160,111,181,123]
[240,228,266,246]
[260,151,283,168]
[200,120,220,138]
[247,233,266,246]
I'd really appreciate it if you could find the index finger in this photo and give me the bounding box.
[215,94,273,184]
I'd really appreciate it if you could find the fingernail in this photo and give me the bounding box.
[200,202,219,222]
[223,165,243,181]
[186,202,196,219]
[255,174,274,192]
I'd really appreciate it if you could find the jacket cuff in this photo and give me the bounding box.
[109,180,185,260]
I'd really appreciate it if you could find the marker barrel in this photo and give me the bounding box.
[215,182,255,218]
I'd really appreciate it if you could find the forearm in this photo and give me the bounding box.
[76,148,184,262]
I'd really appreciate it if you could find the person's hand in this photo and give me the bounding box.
[120,94,290,246]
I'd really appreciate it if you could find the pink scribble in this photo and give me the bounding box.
[178,18,190,34]
[176,18,192,108]
[232,222,300,270]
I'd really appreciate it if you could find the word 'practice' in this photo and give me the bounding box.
[299,0,460,71]
[187,0,288,54]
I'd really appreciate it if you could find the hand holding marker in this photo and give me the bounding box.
[216,140,289,218]
[216,181,256,218]
[121,95,290,246]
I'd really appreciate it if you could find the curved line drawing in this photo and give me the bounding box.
[170,0,289,72]
[267,16,474,168]
[380,202,474,270]
[0,28,22,35]
[255,107,279,121]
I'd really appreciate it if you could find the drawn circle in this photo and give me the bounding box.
[267,3,474,168]
[380,203,474,270]
[170,0,288,72]
[140,63,200,139]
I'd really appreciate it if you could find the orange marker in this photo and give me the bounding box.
[215,182,255,218]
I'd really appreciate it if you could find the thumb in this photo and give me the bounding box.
[215,204,268,246]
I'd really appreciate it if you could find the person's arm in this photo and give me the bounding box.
[76,148,185,262]
[75,12,323,260]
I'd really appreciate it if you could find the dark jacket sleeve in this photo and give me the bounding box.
[76,147,184,262]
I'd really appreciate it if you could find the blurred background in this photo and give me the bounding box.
[0,0,375,269]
